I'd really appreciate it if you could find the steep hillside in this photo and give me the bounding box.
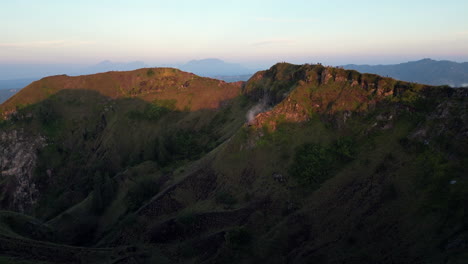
[0,64,467,263]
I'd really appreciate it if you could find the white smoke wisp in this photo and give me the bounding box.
[246,97,270,123]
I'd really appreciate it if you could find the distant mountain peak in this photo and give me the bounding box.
[97,60,113,65]
[187,58,225,63]
[178,58,254,77]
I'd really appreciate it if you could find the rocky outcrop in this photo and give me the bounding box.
[0,129,46,213]
[244,64,400,131]
[410,89,468,151]
[249,97,310,130]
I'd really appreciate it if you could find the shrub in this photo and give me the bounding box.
[127,104,168,121]
[289,138,356,187]
[127,99,177,122]
[289,143,333,185]
[153,99,177,110]
[147,69,155,77]
[144,104,168,120]
[331,137,356,161]
[165,130,203,161]
[37,100,58,126]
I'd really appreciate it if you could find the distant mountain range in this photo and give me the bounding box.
[177,58,255,77]
[0,89,18,104]
[0,58,255,82]
[0,61,147,81]
[77,60,147,75]
[343,58,468,87]
[0,79,33,103]
[0,78,37,90]
[213,74,253,82]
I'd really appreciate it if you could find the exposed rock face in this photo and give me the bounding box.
[249,97,310,130]
[410,89,468,147]
[0,129,46,213]
[245,64,402,131]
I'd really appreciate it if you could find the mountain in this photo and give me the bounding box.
[0,78,36,104]
[343,58,468,87]
[178,58,255,77]
[77,60,147,75]
[0,61,147,81]
[0,64,83,80]
[0,89,19,104]
[0,78,38,90]
[213,74,254,82]
[0,60,253,103]
[0,64,467,263]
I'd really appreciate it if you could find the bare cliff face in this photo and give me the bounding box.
[0,129,46,213]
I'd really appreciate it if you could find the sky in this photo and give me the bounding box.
[1,0,468,68]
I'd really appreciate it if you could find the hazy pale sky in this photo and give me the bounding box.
[1,0,468,67]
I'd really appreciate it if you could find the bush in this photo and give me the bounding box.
[127,99,177,121]
[153,99,177,110]
[289,143,333,185]
[331,137,356,161]
[147,69,155,77]
[165,130,203,161]
[289,138,356,187]
[127,104,169,121]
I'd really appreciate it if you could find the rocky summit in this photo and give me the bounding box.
[0,63,467,263]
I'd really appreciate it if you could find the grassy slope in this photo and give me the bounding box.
[0,64,467,263]
[0,68,242,116]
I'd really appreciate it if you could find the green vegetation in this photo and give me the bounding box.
[164,130,204,161]
[0,64,466,263]
[289,143,333,186]
[146,68,155,77]
[153,98,177,110]
[127,100,175,121]
[289,137,356,187]
[331,137,356,161]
